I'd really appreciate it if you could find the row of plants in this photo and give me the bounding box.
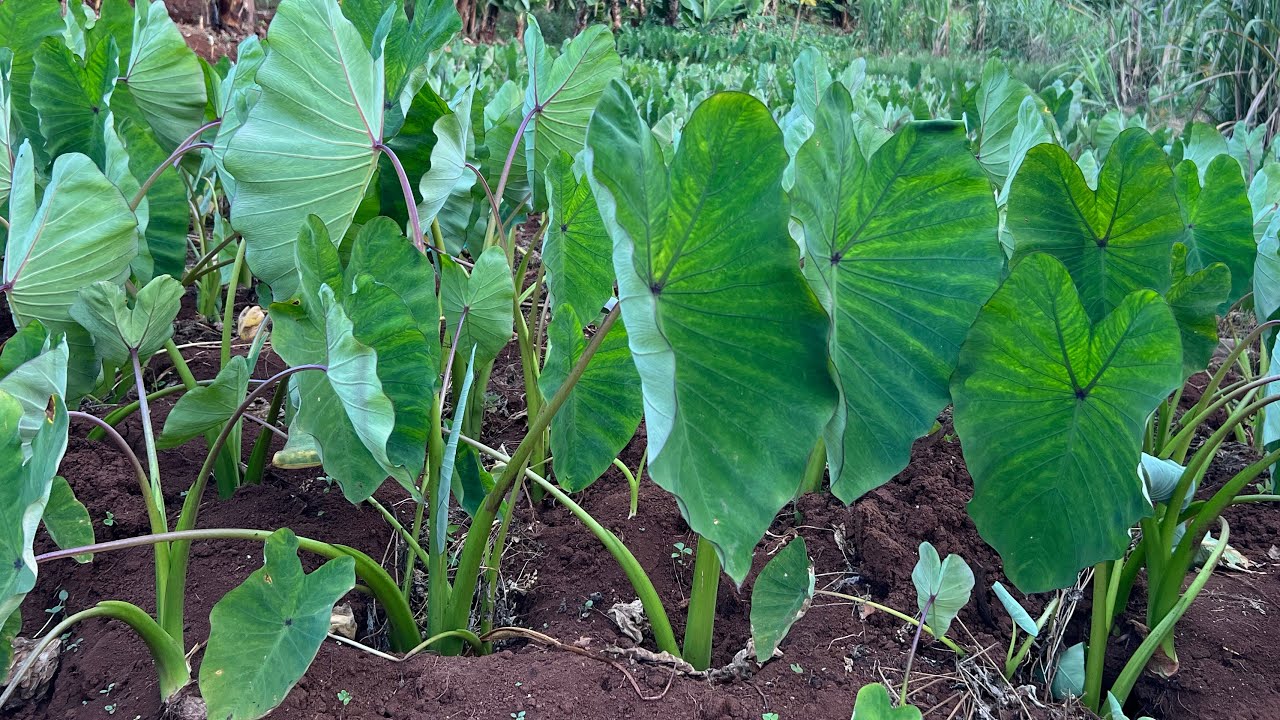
[0,0,1277,717]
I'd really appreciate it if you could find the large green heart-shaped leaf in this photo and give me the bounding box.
[221,0,385,297]
[30,35,117,165]
[951,253,1182,591]
[200,528,355,720]
[2,143,138,395]
[750,536,814,661]
[69,275,182,366]
[440,247,514,370]
[852,683,923,720]
[159,356,249,449]
[523,17,622,209]
[540,305,641,492]
[120,0,207,152]
[910,541,973,637]
[973,59,1051,188]
[343,217,440,343]
[0,0,64,167]
[1007,128,1183,322]
[0,391,69,641]
[585,84,836,583]
[1174,155,1255,304]
[0,321,68,451]
[543,152,614,327]
[792,84,1002,502]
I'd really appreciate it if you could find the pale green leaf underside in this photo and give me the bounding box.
[221,0,385,297]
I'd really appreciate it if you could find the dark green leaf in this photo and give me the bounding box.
[540,306,641,492]
[544,152,614,327]
[951,253,1182,591]
[1008,128,1183,322]
[200,528,355,720]
[793,84,1002,502]
[42,476,93,563]
[750,537,814,661]
[1174,155,1255,304]
[586,84,835,583]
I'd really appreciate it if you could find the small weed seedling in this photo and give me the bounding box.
[337,690,352,706]
[671,542,693,564]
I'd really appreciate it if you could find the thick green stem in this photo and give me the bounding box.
[38,529,421,652]
[243,379,286,486]
[799,437,827,495]
[0,601,189,708]
[128,121,219,212]
[163,340,199,389]
[87,382,206,440]
[1082,561,1113,712]
[1109,520,1229,707]
[445,306,622,645]
[683,535,720,671]
[130,350,171,621]
[220,239,247,368]
[178,231,240,286]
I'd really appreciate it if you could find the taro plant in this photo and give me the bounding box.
[950,116,1269,713]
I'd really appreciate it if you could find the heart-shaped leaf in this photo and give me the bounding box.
[69,275,183,366]
[2,143,138,395]
[271,218,424,501]
[1174,155,1255,304]
[586,84,835,583]
[539,305,641,492]
[851,683,923,720]
[523,16,622,209]
[543,152,615,328]
[951,253,1182,591]
[200,528,355,720]
[973,59,1051,188]
[750,537,815,661]
[0,391,69,642]
[221,0,386,297]
[119,0,207,152]
[792,83,1002,502]
[1008,128,1183,322]
[30,35,117,165]
[910,541,973,637]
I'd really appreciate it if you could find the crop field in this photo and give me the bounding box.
[0,0,1278,718]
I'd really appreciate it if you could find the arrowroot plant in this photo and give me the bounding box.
[0,0,1274,717]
